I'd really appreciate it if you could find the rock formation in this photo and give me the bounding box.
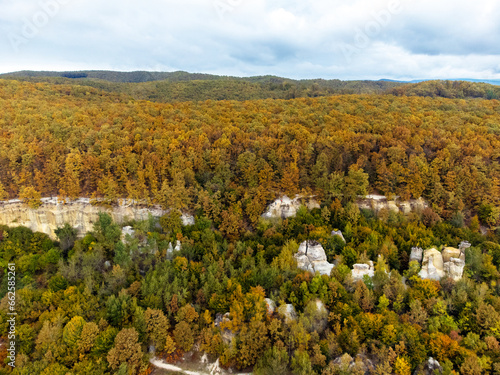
[418,247,465,281]
[331,353,374,374]
[0,198,195,240]
[262,195,320,219]
[459,241,471,251]
[357,195,428,214]
[410,247,423,263]
[418,248,446,280]
[263,195,429,220]
[351,262,375,281]
[294,240,334,276]
[331,230,346,242]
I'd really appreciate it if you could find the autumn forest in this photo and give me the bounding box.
[0,76,500,375]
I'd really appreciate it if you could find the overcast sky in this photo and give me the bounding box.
[1,0,499,80]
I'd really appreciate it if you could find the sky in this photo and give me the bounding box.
[1,0,500,80]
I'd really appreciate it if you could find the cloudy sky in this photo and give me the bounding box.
[1,0,499,80]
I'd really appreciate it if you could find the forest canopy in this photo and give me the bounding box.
[0,77,500,375]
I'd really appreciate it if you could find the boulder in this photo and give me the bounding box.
[295,240,334,276]
[410,247,423,263]
[442,247,461,263]
[0,197,194,240]
[331,230,346,242]
[418,248,445,280]
[351,262,374,281]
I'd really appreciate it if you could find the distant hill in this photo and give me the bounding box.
[1,70,499,102]
[0,70,404,102]
[388,80,500,99]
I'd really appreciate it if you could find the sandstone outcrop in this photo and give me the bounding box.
[262,195,320,219]
[418,248,445,280]
[263,195,429,220]
[0,198,195,240]
[443,257,466,281]
[417,247,465,281]
[295,240,334,276]
[351,261,375,281]
[357,195,428,214]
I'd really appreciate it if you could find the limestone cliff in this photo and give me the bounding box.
[0,198,195,240]
[263,194,428,220]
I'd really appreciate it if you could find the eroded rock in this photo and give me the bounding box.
[417,247,465,281]
[414,357,443,375]
[262,195,320,219]
[418,248,445,280]
[357,195,428,214]
[0,198,195,239]
[121,226,135,243]
[295,240,334,276]
[442,247,462,263]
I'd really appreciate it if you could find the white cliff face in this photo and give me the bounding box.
[263,195,429,220]
[357,196,428,214]
[262,195,320,219]
[0,198,195,240]
[294,240,334,276]
[418,247,465,281]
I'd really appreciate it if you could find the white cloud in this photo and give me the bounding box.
[0,0,499,80]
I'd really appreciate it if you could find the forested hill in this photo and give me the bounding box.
[2,70,500,102]
[0,70,403,102]
[0,78,499,230]
[390,80,500,100]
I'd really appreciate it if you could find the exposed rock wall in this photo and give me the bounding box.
[0,198,195,240]
[357,195,428,214]
[263,194,429,220]
[262,195,320,219]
